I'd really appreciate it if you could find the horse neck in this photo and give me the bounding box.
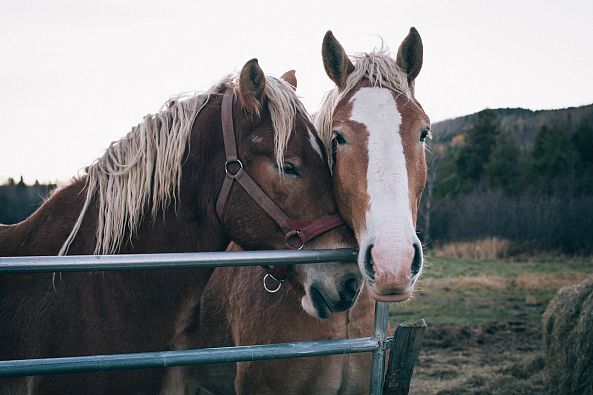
[79,97,230,256]
[1,97,230,258]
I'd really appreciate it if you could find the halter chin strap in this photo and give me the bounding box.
[215,90,345,286]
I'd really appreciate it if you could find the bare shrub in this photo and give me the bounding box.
[432,237,511,260]
[515,273,592,290]
[425,191,593,255]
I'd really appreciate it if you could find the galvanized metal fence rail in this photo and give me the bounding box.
[0,250,425,394]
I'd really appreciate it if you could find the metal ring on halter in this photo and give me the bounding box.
[285,229,305,250]
[263,273,283,293]
[224,159,244,176]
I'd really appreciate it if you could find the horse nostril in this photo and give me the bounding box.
[411,243,422,278]
[364,243,375,282]
[342,278,360,303]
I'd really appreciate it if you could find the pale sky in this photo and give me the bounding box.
[1,0,592,183]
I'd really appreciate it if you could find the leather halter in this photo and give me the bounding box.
[215,90,345,288]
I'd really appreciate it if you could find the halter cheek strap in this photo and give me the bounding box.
[215,90,345,288]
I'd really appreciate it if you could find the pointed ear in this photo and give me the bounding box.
[280,70,297,90]
[238,58,266,114]
[396,27,423,84]
[322,31,354,90]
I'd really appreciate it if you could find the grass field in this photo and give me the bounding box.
[390,255,593,394]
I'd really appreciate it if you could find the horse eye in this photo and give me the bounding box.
[282,162,299,177]
[420,127,432,143]
[333,130,347,145]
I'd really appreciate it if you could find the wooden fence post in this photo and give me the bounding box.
[382,319,427,395]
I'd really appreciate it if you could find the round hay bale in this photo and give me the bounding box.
[543,277,593,395]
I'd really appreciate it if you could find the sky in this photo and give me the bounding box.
[1,0,592,183]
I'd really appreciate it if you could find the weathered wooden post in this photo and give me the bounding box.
[382,319,427,395]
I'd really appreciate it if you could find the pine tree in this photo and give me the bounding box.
[485,129,521,190]
[530,124,574,179]
[456,109,500,183]
[572,122,593,167]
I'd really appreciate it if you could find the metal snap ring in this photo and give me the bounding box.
[224,159,243,176]
[263,273,283,293]
[285,230,305,250]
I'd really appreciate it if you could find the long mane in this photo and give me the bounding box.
[314,48,413,166]
[59,75,307,255]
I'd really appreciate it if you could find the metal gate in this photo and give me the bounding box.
[0,250,426,394]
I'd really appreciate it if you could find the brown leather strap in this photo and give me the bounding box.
[234,170,295,235]
[216,91,241,219]
[221,90,238,162]
[288,215,346,245]
[215,90,345,281]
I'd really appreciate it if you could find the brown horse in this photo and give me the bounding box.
[195,28,429,394]
[0,60,353,394]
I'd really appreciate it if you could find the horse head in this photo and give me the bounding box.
[219,61,361,319]
[317,28,429,302]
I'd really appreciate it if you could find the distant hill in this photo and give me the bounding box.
[432,104,593,150]
[424,103,593,254]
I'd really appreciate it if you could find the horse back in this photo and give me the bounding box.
[0,181,89,258]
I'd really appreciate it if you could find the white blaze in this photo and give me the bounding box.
[307,127,324,160]
[349,87,416,245]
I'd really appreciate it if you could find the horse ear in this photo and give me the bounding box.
[238,58,266,114]
[322,31,354,90]
[396,27,423,84]
[280,70,297,90]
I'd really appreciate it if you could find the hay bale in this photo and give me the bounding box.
[543,277,593,395]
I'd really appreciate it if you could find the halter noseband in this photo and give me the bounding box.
[215,90,345,291]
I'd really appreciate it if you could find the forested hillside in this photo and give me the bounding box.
[432,104,593,149]
[422,104,593,254]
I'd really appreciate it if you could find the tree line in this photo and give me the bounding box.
[0,177,55,224]
[421,108,593,254]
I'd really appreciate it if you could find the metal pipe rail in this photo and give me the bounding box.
[0,250,395,394]
[0,249,357,273]
[0,337,387,378]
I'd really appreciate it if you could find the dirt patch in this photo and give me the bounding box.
[412,322,545,395]
[400,257,593,394]
[423,321,539,351]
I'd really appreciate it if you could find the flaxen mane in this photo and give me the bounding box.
[315,48,413,166]
[59,76,308,255]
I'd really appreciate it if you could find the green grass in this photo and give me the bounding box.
[390,256,593,326]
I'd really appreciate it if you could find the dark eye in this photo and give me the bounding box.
[420,127,431,143]
[333,130,347,145]
[282,162,299,177]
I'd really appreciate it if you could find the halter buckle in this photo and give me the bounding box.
[263,273,283,293]
[285,229,305,250]
[224,159,243,176]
